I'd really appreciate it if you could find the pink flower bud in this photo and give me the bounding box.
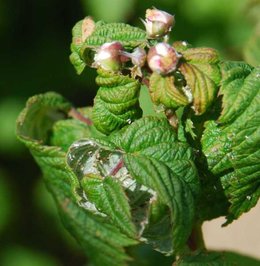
[147,43,181,74]
[93,41,123,71]
[143,8,174,38]
[131,47,147,67]
[121,47,147,67]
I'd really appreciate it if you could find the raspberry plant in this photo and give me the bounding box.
[16,8,260,266]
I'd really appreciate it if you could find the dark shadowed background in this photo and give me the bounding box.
[0,0,259,265]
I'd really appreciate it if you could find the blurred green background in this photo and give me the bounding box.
[0,0,259,265]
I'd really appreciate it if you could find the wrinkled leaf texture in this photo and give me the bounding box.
[202,62,260,223]
[92,69,142,134]
[67,117,200,254]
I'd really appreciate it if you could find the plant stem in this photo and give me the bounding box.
[68,107,93,125]
[109,159,124,176]
[187,223,205,251]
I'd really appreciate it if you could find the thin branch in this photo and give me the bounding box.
[109,159,124,176]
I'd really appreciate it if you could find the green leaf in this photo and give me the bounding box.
[92,69,142,134]
[141,200,173,255]
[16,92,71,144]
[124,155,195,253]
[59,196,136,266]
[115,117,200,198]
[219,61,254,124]
[16,93,137,266]
[81,174,137,238]
[66,117,199,255]
[115,117,200,253]
[179,47,221,115]
[202,62,260,223]
[174,251,232,266]
[82,22,147,49]
[149,72,190,109]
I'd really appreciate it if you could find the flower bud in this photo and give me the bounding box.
[143,8,174,38]
[147,43,181,75]
[93,41,123,71]
[121,47,147,67]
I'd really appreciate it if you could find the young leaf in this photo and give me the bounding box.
[202,62,260,223]
[179,47,221,115]
[82,22,147,49]
[92,69,142,134]
[149,72,190,109]
[16,93,137,266]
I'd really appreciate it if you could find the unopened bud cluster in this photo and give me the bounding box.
[91,8,180,75]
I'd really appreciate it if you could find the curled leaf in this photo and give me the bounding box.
[92,69,142,134]
[179,47,221,115]
[149,72,189,109]
[16,93,137,266]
